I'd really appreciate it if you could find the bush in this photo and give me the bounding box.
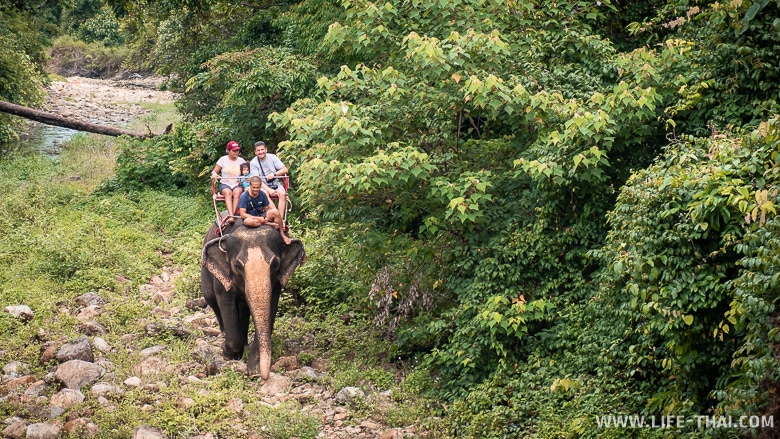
[47,35,129,78]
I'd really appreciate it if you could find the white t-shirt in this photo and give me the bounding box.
[216,155,246,189]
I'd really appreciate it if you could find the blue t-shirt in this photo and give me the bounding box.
[239,173,254,188]
[238,190,270,217]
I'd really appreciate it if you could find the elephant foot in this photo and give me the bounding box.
[246,341,260,374]
[221,339,244,361]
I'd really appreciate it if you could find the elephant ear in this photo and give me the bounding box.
[279,239,306,287]
[201,234,235,292]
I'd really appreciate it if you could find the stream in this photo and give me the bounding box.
[16,122,82,157]
[5,75,176,158]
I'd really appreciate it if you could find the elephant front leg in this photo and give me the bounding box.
[217,295,251,361]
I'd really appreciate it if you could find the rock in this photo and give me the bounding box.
[176,397,194,409]
[132,425,167,439]
[90,382,124,398]
[64,417,100,436]
[40,406,66,419]
[54,360,105,389]
[75,292,105,307]
[226,398,243,413]
[140,345,166,357]
[76,305,103,321]
[124,376,143,387]
[25,421,62,439]
[3,361,29,376]
[39,341,60,365]
[335,387,366,405]
[50,388,85,409]
[80,321,108,336]
[2,421,27,439]
[5,375,36,390]
[132,356,171,377]
[186,298,208,310]
[22,380,48,403]
[56,336,94,363]
[93,337,112,352]
[259,374,291,395]
[4,305,33,322]
[271,355,300,372]
[378,429,404,439]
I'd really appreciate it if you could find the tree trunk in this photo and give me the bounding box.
[0,99,159,138]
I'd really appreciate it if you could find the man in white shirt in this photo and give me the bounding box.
[249,141,289,218]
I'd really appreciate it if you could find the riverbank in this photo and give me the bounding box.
[20,75,177,155]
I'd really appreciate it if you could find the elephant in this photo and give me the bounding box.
[200,218,305,380]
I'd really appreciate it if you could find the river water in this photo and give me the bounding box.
[5,76,177,158]
[16,122,82,157]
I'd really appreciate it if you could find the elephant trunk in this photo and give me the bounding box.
[244,248,274,380]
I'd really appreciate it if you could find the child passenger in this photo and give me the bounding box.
[239,163,252,189]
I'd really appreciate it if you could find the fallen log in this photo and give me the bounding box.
[0,99,159,138]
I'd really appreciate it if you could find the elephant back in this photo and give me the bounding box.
[204,217,245,242]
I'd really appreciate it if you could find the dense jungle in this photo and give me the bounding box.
[2,0,780,438]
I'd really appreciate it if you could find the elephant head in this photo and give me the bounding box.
[200,220,305,380]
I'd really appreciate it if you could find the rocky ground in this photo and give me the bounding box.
[19,75,177,154]
[2,77,424,439]
[41,75,177,126]
[3,261,416,439]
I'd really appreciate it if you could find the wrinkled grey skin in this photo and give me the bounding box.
[200,219,305,380]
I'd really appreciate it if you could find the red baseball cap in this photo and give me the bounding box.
[226,141,240,151]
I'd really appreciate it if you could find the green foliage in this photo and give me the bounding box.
[112,126,201,191]
[181,46,318,145]
[0,8,47,146]
[595,120,780,416]
[73,5,125,47]
[12,0,780,436]
[627,1,780,135]
[47,35,130,78]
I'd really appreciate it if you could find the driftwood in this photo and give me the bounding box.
[0,99,159,138]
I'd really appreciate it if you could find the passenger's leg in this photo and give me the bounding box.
[231,187,243,214]
[265,208,291,245]
[274,186,287,220]
[261,185,276,209]
[221,187,235,223]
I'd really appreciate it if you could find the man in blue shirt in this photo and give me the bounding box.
[238,176,291,245]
